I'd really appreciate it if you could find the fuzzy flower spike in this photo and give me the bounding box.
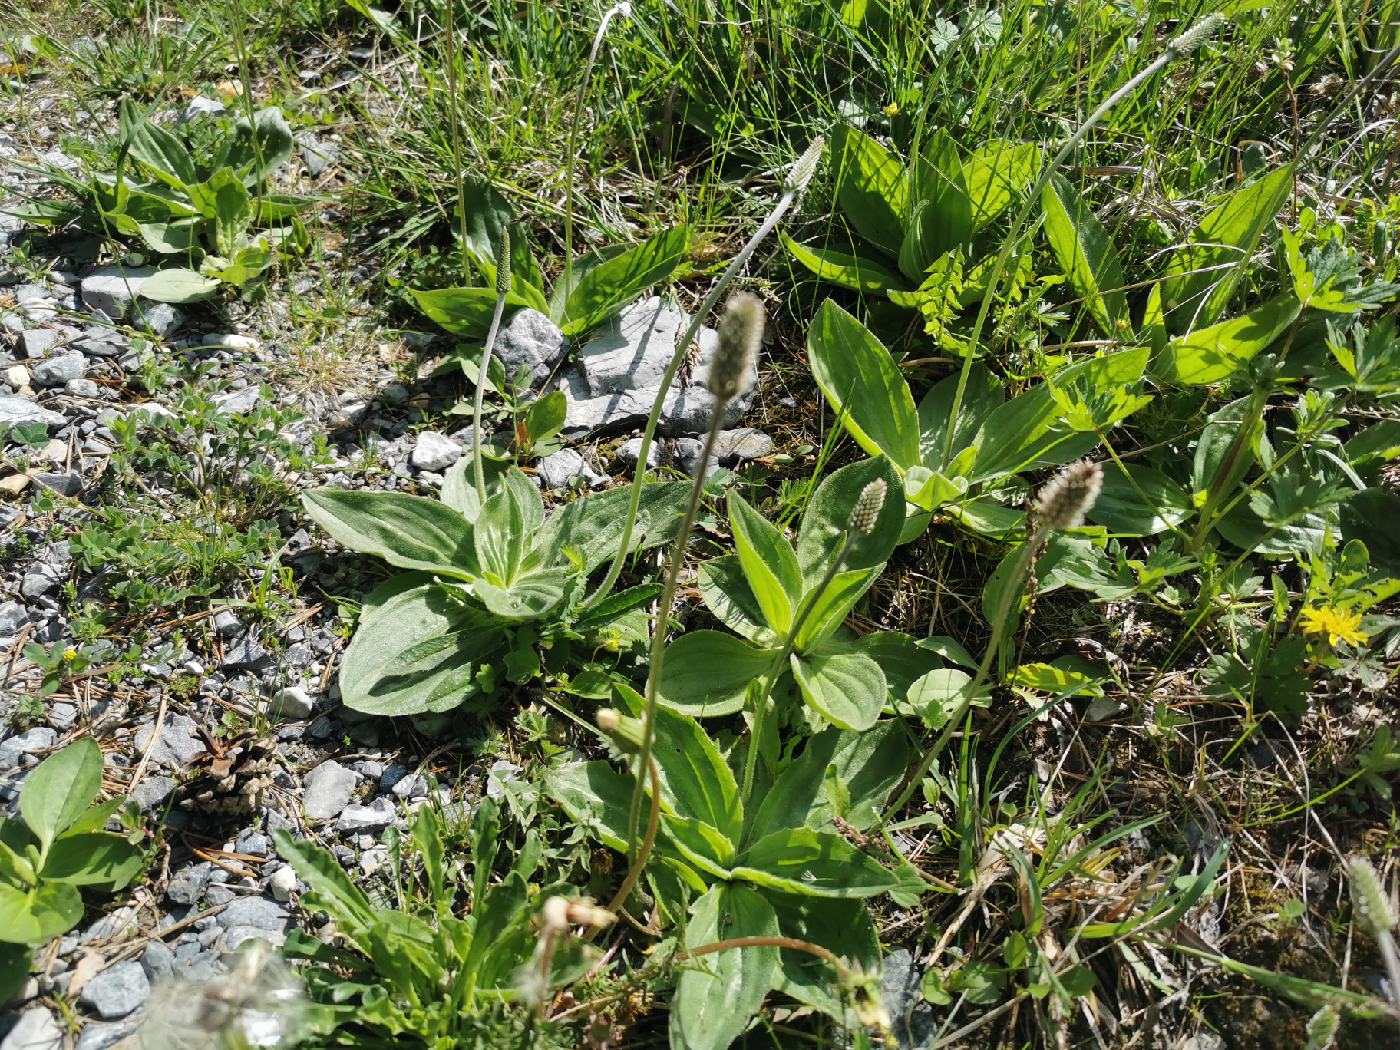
[708,292,764,402]
[1034,460,1103,531]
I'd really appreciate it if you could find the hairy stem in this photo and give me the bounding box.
[470,286,510,501]
[608,755,661,916]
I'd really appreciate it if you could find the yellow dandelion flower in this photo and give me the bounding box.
[62,647,78,663]
[1299,605,1368,647]
[883,101,900,117]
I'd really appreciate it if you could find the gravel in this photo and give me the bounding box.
[0,393,64,428]
[0,1008,62,1050]
[79,266,156,318]
[409,430,462,472]
[302,760,357,821]
[77,961,151,1020]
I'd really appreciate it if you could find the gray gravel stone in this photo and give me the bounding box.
[270,686,314,720]
[136,301,183,339]
[140,940,175,983]
[303,759,357,821]
[615,437,661,469]
[0,600,28,634]
[576,296,683,396]
[0,393,64,429]
[78,960,150,1020]
[32,352,85,387]
[165,863,212,905]
[33,472,81,497]
[80,266,156,319]
[133,714,207,768]
[73,1022,137,1050]
[213,386,260,416]
[714,427,774,463]
[496,308,569,386]
[20,329,60,358]
[267,865,298,902]
[409,431,461,472]
[217,896,290,932]
[537,448,604,490]
[881,948,936,1049]
[0,1008,62,1050]
[130,775,176,812]
[336,797,395,834]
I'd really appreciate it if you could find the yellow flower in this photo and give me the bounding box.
[62,647,78,663]
[883,101,900,117]
[1299,605,1368,647]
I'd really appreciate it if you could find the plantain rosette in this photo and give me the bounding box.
[304,461,687,716]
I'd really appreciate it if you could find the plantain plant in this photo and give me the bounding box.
[302,461,687,716]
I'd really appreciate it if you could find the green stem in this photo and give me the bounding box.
[1189,382,1270,552]
[625,406,728,860]
[564,3,629,296]
[471,286,510,501]
[609,755,661,915]
[585,182,803,611]
[940,15,1224,470]
[883,525,1046,822]
[738,531,857,828]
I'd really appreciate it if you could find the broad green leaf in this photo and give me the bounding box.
[473,564,569,621]
[120,99,197,189]
[830,125,907,256]
[0,944,30,1005]
[455,180,545,302]
[794,456,904,580]
[1154,294,1300,385]
[439,458,485,520]
[749,722,913,840]
[208,167,252,255]
[138,268,221,304]
[473,469,543,583]
[733,827,896,898]
[41,833,144,889]
[338,575,506,716]
[0,882,83,945]
[661,813,736,877]
[545,761,634,854]
[412,287,535,338]
[658,631,778,718]
[20,738,103,851]
[217,106,295,185]
[907,669,992,729]
[523,389,567,446]
[1008,661,1104,697]
[901,130,974,279]
[1088,462,1193,535]
[780,231,908,293]
[790,645,886,731]
[964,141,1040,229]
[1192,395,1261,496]
[542,480,688,574]
[808,301,921,469]
[137,219,200,255]
[918,366,1002,469]
[627,687,741,842]
[728,491,802,634]
[771,897,880,1019]
[1041,173,1130,336]
[793,567,879,649]
[559,227,690,336]
[853,631,948,701]
[671,885,779,1050]
[1159,166,1294,330]
[303,489,477,579]
[697,555,772,643]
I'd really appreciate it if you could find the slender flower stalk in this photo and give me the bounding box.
[587,137,824,610]
[940,13,1226,470]
[624,295,763,863]
[884,462,1103,820]
[471,229,512,501]
[563,2,633,296]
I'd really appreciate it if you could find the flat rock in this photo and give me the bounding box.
[217,896,290,932]
[267,865,298,902]
[270,686,314,721]
[132,713,207,768]
[135,301,183,339]
[129,775,175,812]
[165,863,211,905]
[73,1022,137,1050]
[0,393,64,429]
[576,296,682,396]
[33,472,81,497]
[410,431,461,472]
[0,1008,62,1050]
[536,448,605,490]
[615,437,661,469]
[303,759,357,821]
[33,352,85,387]
[558,367,673,436]
[336,797,396,834]
[881,948,937,1049]
[714,428,774,463]
[19,329,61,358]
[80,266,156,319]
[212,386,260,416]
[78,960,150,1020]
[0,600,29,634]
[495,308,569,387]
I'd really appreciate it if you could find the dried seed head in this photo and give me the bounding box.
[849,478,887,535]
[541,895,571,932]
[564,898,616,929]
[785,135,825,198]
[1168,13,1225,55]
[1033,460,1103,531]
[494,227,512,298]
[1346,856,1398,936]
[708,292,764,401]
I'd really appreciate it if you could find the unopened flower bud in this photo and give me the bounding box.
[1168,13,1224,56]
[786,136,825,198]
[849,478,887,535]
[596,707,645,754]
[708,292,763,401]
[1346,856,1397,936]
[494,227,512,298]
[1033,460,1103,531]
